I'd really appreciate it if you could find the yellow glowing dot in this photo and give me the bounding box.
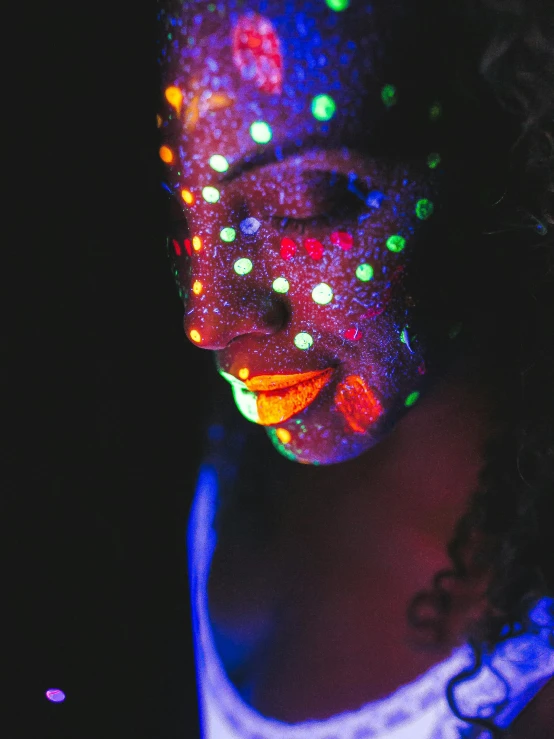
[165,86,183,114]
[192,280,203,295]
[190,329,201,343]
[156,114,162,128]
[159,145,174,164]
[238,367,250,380]
[192,235,202,251]
[181,189,194,205]
[276,428,292,444]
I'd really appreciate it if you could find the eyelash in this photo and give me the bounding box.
[269,214,333,234]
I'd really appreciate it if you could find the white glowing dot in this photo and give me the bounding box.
[240,217,260,235]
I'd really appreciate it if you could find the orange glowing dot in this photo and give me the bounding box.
[156,114,162,128]
[192,280,203,295]
[181,189,194,205]
[190,329,201,343]
[238,367,250,380]
[159,145,174,164]
[192,235,202,251]
[165,86,183,114]
[275,428,291,444]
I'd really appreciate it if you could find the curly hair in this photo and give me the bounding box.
[404,1,554,735]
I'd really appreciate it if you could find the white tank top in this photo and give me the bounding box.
[187,462,554,739]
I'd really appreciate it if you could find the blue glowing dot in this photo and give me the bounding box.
[46,689,66,703]
[240,217,261,235]
[366,190,385,209]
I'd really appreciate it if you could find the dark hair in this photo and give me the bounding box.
[404,1,554,735]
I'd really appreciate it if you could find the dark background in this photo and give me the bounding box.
[7,2,210,737]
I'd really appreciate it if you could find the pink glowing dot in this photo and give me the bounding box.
[418,362,427,375]
[184,238,192,256]
[344,327,363,341]
[172,239,182,257]
[304,238,324,260]
[46,689,66,703]
[331,231,353,250]
[280,237,297,260]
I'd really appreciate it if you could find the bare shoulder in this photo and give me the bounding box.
[505,676,554,738]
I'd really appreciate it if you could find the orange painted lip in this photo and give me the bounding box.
[247,368,335,425]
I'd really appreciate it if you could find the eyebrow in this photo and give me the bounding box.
[219,135,345,184]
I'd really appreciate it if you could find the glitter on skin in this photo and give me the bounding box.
[276,428,292,444]
[355,263,373,282]
[311,283,333,305]
[190,329,201,343]
[250,120,273,144]
[240,217,261,235]
[294,332,313,350]
[334,375,384,433]
[405,390,420,407]
[386,234,406,252]
[234,258,253,275]
[192,235,202,251]
[272,277,290,294]
[220,227,236,242]
[181,189,194,205]
[381,84,397,107]
[209,154,229,173]
[202,186,220,203]
[159,145,174,164]
[164,86,183,114]
[192,280,203,295]
[416,198,434,220]
[311,94,336,121]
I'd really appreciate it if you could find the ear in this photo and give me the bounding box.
[505,675,554,738]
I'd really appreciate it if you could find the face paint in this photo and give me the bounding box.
[158,1,452,465]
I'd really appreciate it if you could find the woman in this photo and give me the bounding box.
[157,0,554,736]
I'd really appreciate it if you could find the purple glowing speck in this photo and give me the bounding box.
[46,689,65,703]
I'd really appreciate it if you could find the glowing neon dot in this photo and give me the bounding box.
[238,367,249,380]
[325,0,349,10]
[240,217,260,235]
[190,329,201,343]
[165,86,183,113]
[304,238,324,260]
[172,239,181,256]
[381,84,397,107]
[234,258,253,275]
[202,186,220,203]
[272,277,290,294]
[276,427,292,444]
[366,190,385,209]
[192,280,203,295]
[249,121,272,144]
[311,94,336,121]
[192,235,202,251]
[312,283,333,305]
[294,332,313,350]
[331,231,353,250]
[405,391,420,407]
[159,146,174,164]
[46,689,65,703]
[280,237,297,260]
[209,154,229,173]
[416,199,434,220]
[184,238,192,256]
[220,227,236,242]
[356,263,373,282]
[427,153,441,169]
[181,189,194,205]
[156,114,162,128]
[386,234,406,253]
[429,102,442,121]
[344,327,363,341]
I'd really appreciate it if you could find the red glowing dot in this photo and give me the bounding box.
[344,327,363,341]
[418,362,426,375]
[172,239,182,256]
[280,237,297,260]
[304,238,324,260]
[331,231,353,250]
[184,239,192,256]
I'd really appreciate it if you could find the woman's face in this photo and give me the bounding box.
[159,1,466,465]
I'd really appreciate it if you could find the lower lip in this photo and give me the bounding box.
[255,368,334,425]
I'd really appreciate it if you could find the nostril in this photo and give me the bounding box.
[262,298,289,332]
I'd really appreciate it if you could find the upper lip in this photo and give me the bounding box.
[244,368,334,392]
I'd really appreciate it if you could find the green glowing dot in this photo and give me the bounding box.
[202,186,220,203]
[209,154,229,173]
[448,322,463,339]
[234,258,253,275]
[381,84,397,107]
[415,199,434,220]
[325,0,350,9]
[427,152,441,169]
[207,2,216,10]
[311,94,336,122]
[294,332,313,350]
[429,101,442,121]
[272,277,290,294]
[250,121,272,144]
[405,391,420,407]
[220,227,236,242]
[311,283,333,305]
[386,235,406,253]
[355,263,374,282]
